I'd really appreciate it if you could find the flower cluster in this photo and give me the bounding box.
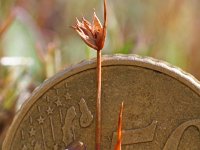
[72,0,107,51]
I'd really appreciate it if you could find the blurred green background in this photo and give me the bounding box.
[0,0,200,147]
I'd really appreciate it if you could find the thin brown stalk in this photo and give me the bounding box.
[96,50,102,150]
[72,0,106,149]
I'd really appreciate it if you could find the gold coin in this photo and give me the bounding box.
[3,55,200,150]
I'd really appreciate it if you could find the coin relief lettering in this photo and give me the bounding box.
[65,93,72,100]
[46,106,56,142]
[79,98,93,127]
[34,142,42,150]
[55,98,63,124]
[53,144,59,150]
[62,106,76,146]
[163,119,200,150]
[21,129,24,140]
[29,127,36,137]
[110,121,157,149]
[22,145,27,150]
[31,140,36,146]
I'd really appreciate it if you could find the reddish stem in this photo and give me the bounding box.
[115,102,124,150]
[96,50,102,150]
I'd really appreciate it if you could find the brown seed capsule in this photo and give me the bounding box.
[72,0,107,51]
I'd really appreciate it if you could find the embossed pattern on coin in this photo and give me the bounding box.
[3,55,200,150]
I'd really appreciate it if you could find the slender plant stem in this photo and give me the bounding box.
[114,102,124,150]
[96,50,102,150]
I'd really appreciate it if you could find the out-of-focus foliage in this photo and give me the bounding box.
[0,0,200,148]
[1,0,200,75]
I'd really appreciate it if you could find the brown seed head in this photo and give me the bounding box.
[72,0,107,51]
